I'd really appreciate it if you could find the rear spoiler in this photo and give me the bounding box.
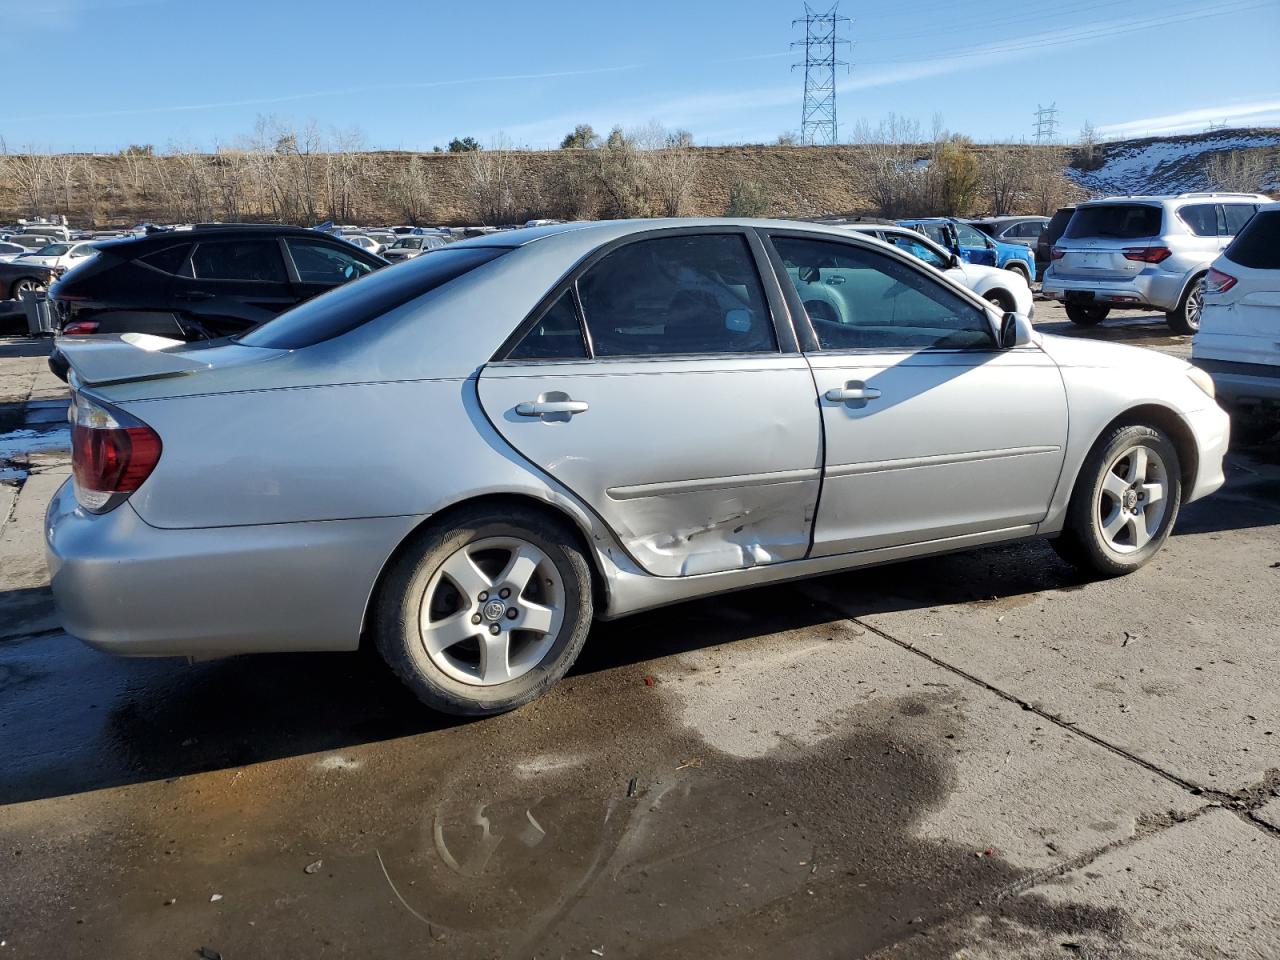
[59,333,214,388]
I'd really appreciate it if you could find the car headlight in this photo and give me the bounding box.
[1186,366,1215,399]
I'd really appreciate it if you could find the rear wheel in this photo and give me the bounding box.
[1005,261,1030,284]
[1065,303,1110,326]
[9,277,46,300]
[1052,424,1181,577]
[374,504,593,716]
[1165,276,1204,334]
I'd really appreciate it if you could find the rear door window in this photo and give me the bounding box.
[1066,205,1162,240]
[575,233,776,357]
[191,239,287,282]
[1223,204,1258,235]
[1178,204,1220,237]
[1224,209,1280,270]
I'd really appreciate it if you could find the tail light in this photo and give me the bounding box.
[62,320,100,335]
[1204,267,1237,294]
[1122,246,1172,263]
[70,394,162,513]
[1050,247,1065,261]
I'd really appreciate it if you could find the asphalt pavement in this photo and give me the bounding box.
[0,305,1277,959]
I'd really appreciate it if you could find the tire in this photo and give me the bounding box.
[1165,275,1204,334]
[983,289,1016,313]
[1052,423,1182,577]
[9,277,47,300]
[373,504,594,716]
[1065,303,1110,326]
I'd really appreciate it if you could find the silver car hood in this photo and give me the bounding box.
[1036,333,1190,373]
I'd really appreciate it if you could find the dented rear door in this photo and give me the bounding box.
[478,354,821,577]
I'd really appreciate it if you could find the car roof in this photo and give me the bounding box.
[95,224,347,255]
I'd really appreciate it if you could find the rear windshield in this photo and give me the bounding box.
[237,246,508,349]
[1065,204,1162,240]
[1224,208,1280,270]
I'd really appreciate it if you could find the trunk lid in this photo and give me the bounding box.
[58,333,283,388]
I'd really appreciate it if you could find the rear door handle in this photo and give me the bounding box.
[515,397,589,421]
[175,291,214,301]
[825,385,881,402]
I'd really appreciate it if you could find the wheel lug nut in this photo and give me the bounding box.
[507,608,518,620]
[471,614,481,625]
[499,588,511,599]
[478,591,488,602]
[489,624,501,635]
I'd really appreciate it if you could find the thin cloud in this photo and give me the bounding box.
[1097,99,1280,137]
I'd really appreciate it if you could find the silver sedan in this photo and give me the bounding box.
[46,219,1229,715]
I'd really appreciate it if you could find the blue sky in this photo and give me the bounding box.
[2,0,1278,152]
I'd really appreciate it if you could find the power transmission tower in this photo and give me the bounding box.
[1033,103,1060,144]
[792,3,851,146]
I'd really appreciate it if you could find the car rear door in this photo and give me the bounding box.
[765,230,1067,556]
[175,237,297,335]
[477,228,822,578]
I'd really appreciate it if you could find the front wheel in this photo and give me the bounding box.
[1065,303,1110,326]
[1052,424,1181,577]
[9,278,47,300]
[1166,277,1204,334]
[373,504,593,716]
[983,289,1015,313]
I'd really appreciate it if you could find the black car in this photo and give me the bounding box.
[1037,206,1076,281]
[49,225,387,344]
[0,259,59,303]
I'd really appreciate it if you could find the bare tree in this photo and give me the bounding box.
[2,143,55,214]
[850,115,925,218]
[1072,122,1103,172]
[1024,146,1079,216]
[979,142,1029,216]
[463,135,520,224]
[593,127,650,218]
[383,154,433,224]
[48,153,81,214]
[1206,148,1273,193]
[634,123,699,217]
[323,127,369,223]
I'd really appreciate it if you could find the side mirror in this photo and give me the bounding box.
[999,311,1034,349]
[947,253,961,269]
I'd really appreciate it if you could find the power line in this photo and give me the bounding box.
[1034,103,1060,144]
[792,3,851,146]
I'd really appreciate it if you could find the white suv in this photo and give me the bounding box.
[1042,193,1272,334]
[1193,205,1280,442]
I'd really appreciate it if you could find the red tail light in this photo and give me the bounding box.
[1204,267,1237,293]
[1122,246,1172,263]
[62,320,100,336]
[1050,246,1065,261]
[70,395,162,513]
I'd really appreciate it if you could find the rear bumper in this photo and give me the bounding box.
[1041,271,1183,312]
[1192,357,1280,407]
[45,480,421,658]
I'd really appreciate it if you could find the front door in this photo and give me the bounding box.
[478,230,822,578]
[767,232,1068,556]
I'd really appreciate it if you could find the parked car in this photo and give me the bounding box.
[898,217,1035,283]
[15,241,100,272]
[46,225,387,378]
[383,234,448,262]
[19,222,71,242]
[839,223,1034,316]
[1042,192,1271,333]
[968,216,1049,251]
[1192,205,1280,442]
[366,231,398,249]
[342,234,385,255]
[0,240,31,263]
[0,259,58,301]
[1037,206,1075,281]
[7,235,56,252]
[46,219,1228,716]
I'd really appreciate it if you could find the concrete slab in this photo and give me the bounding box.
[1255,798,1280,832]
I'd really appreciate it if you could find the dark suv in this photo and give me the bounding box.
[50,225,387,349]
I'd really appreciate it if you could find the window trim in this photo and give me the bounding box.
[490,225,800,364]
[761,227,1004,356]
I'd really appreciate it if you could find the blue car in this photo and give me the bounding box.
[898,217,1035,283]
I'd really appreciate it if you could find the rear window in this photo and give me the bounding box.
[1065,204,1162,240]
[1224,208,1280,270]
[139,243,191,274]
[237,246,508,349]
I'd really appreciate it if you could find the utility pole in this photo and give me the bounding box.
[1033,103,1060,145]
[792,3,850,146]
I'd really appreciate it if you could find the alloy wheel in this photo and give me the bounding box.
[13,279,45,298]
[1185,286,1202,330]
[1096,444,1169,554]
[419,536,565,686]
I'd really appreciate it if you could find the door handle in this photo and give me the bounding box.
[825,384,881,403]
[175,291,214,301]
[515,398,589,421]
